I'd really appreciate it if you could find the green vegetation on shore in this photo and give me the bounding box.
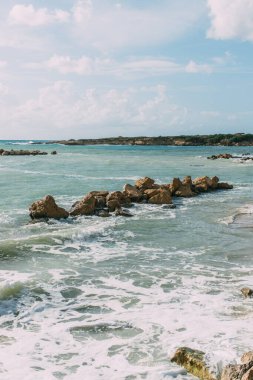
[47,133,253,146]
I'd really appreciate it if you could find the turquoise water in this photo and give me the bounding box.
[0,141,253,380]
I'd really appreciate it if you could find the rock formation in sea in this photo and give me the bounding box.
[28,175,233,220]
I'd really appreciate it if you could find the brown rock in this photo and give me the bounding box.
[123,184,143,202]
[29,195,69,219]
[135,177,155,190]
[148,189,173,204]
[106,191,131,206]
[217,182,233,190]
[242,367,253,380]
[242,353,253,364]
[221,362,253,380]
[107,199,121,212]
[69,193,96,216]
[170,178,182,194]
[241,287,253,298]
[144,189,160,198]
[171,347,216,380]
[174,177,196,197]
[115,207,133,217]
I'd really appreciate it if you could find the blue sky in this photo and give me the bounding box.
[0,0,253,139]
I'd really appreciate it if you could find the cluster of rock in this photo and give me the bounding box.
[0,149,56,156]
[208,153,253,161]
[171,347,253,380]
[29,175,233,220]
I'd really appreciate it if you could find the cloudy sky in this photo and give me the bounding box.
[0,0,253,139]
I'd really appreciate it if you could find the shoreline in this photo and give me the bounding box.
[36,133,253,146]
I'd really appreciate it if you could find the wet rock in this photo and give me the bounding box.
[241,353,253,364]
[135,177,155,190]
[221,361,253,380]
[69,193,96,216]
[107,199,121,212]
[192,176,218,192]
[29,195,69,219]
[148,189,173,204]
[106,191,131,208]
[207,153,233,160]
[123,184,143,202]
[217,182,233,190]
[96,209,111,217]
[1,149,48,156]
[173,177,196,197]
[241,288,253,298]
[115,207,133,217]
[51,151,57,155]
[171,347,216,380]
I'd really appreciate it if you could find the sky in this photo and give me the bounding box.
[0,0,253,139]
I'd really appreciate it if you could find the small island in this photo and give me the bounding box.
[45,133,253,146]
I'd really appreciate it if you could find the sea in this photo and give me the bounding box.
[0,140,253,380]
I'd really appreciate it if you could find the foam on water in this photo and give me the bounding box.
[1,144,253,379]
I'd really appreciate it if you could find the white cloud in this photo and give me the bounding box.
[185,60,213,74]
[8,82,187,137]
[71,0,205,51]
[72,0,92,24]
[207,0,253,41]
[9,4,70,26]
[0,60,7,69]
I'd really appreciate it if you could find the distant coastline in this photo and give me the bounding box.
[40,133,253,146]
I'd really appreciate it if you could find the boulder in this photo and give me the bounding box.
[242,353,253,364]
[107,199,121,212]
[123,184,143,202]
[106,191,131,207]
[217,182,233,190]
[115,207,133,217]
[171,347,216,380]
[96,209,110,218]
[148,189,173,204]
[241,288,253,298]
[174,177,196,197]
[221,362,253,380]
[69,193,96,216]
[29,195,69,219]
[135,177,155,190]
[51,151,57,155]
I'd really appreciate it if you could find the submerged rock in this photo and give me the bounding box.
[171,347,216,380]
[115,207,133,217]
[29,195,69,219]
[241,288,253,298]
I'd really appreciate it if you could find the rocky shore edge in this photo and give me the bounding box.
[208,153,253,161]
[171,347,253,380]
[41,133,253,146]
[0,149,57,156]
[29,175,233,220]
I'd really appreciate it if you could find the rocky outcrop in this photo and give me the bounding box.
[29,175,233,220]
[208,154,233,160]
[135,177,155,190]
[1,149,48,156]
[29,195,69,219]
[241,288,253,298]
[123,184,143,202]
[69,193,96,216]
[171,347,216,380]
[221,353,253,380]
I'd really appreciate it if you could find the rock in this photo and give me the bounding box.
[221,362,253,380]
[106,191,131,207]
[193,176,213,192]
[96,209,111,217]
[242,367,253,380]
[69,193,96,216]
[241,353,253,364]
[107,199,121,212]
[51,151,57,155]
[90,191,109,197]
[174,177,196,197]
[171,347,216,380]
[170,178,182,194]
[241,288,253,298]
[94,196,107,209]
[207,154,233,160]
[148,189,173,204]
[1,149,48,156]
[217,182,233,190]
[115,207,133,217]
[29,195,69,219]
[135,177,155,190]
[162,204,177,209]
[123,184,143,202]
